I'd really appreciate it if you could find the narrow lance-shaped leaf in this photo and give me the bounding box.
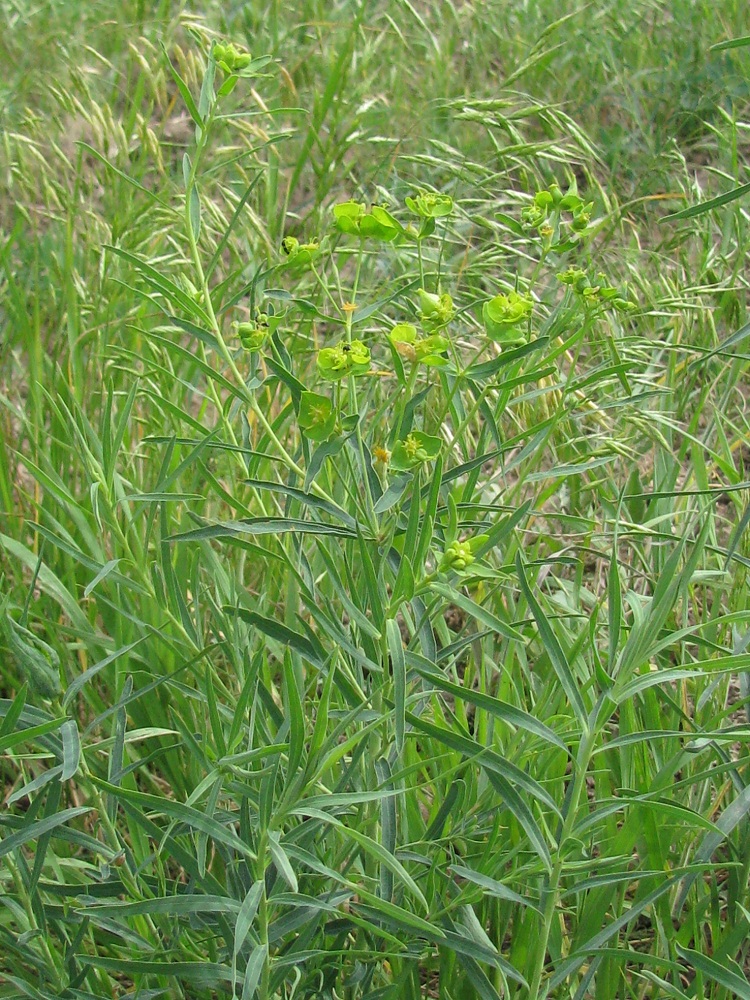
[516,553,588,723]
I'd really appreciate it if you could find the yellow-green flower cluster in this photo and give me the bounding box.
[388,323,449,366]
[439,535,488,574]
[234,315,269,352]
[213,42,252,75]
[558,268,637,312]
[418,289,454,329]
[405,190,454,219]
[316,340,371,381]
[483,291,532,345]
[390,431,442,471]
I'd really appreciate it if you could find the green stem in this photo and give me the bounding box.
[183,100,340,508]
[346,242,376,528]
[526,725,597,999]
[256,831,271,1000]
[395,362,420,440]
[3,850,63,983]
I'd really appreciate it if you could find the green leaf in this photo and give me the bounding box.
[407,713,554,869]
[409,658,566,750]
[374,474,411,514]
[79,894,241,919]
[711,33,750,50]
[79,956,234,986]
[168,316,221,352]
[169,517,358,542]
[90,777,256,859]
[465,337,549,381]
[224,608,323,667]
[282,649,305,782]
[105,246,213,326]
[242,944,267,1000]
[243,478,355,528]
[234,882,263,958]
[689,318,750,371]
[515,553,588,723]
[0,716,65,755]
[60,720,80,781]
[76,141,174,209]
[0,684,27,741]
[63,637,149,708]
[676,946,750,999]
[387,619,406,755]
[429,581,522,643]
[161,42,203,128]
[661,180,750,221]
[450,863,540,911]
[674,780,750,913]
[0,807,92,859]
[268,830,298,892]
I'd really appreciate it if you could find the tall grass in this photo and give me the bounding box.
[1,2,750,998]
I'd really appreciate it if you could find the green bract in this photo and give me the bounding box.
[388,323,449,366]
[390,430,441,471]
[557,267,587,287]
[483,291,533,345]
[332,202,402,241]
[316,340,371,381]
[405,190,453,219]
[534,189,554,209]
[280,236,321,268]
[298,391,336,441]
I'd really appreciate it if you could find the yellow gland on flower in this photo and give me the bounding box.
[316,339,371,381]
[403,433,421,460]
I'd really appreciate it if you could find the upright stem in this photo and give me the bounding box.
[526,725,597,999]
[255,831,271,1000]
[346,242,376,528]
[183,103,340,507]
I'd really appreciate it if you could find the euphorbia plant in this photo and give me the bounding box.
[99,35,648,1000]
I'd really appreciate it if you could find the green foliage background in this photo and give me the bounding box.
[1,2,750,998]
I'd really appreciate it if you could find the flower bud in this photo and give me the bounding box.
[438,534,489,574]
[234,317,268,351]
[417,289,454,328]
